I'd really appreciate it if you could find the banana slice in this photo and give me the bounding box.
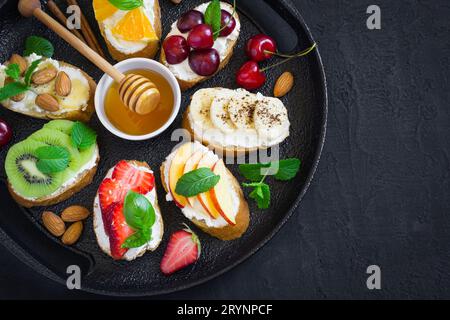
[210,89,236,134]
[254,97,290,142]
[228,89,258,129]
[188,88,217,130]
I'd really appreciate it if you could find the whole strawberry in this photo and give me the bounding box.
[160,226,201,275]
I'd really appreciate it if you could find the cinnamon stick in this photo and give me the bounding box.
[47,0,86,44]
[66,0,105,58]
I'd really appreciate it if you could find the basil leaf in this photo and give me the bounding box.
[248,183,271,209]
[108,0,143,10]
[123,191,156,230]
[71,121,97,150]
[122,229,151,249]
[175,168,220,197]
[204,0,221,40]
[24,60,42,86]
[5,64,20,80]
[0,82,28,101]
[274,158,301,181]
[35,146,70,174]
[24,36,54,58]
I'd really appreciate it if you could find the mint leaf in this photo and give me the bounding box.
[122,229,151,249]
[71,121,97,150]
[24,59,42,86]
[204,0,221,40]
[123,191,156,231]
[239,163,270,182]
[0,82,28,101]
[275,158,301,181]
[175,168,220,197]
[246,182,271,209]
[24,36,54,57]
[108,0,143,10]
[5,64,20,80]
[35,146,70,174]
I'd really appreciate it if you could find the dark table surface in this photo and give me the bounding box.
[1,0,450,300]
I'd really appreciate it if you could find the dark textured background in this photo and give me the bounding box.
[1,0,450,299]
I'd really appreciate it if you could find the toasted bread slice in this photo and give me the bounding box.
[160,144,249,241]
[8,146,100,208]
[160,1,240,91]
[93,161,164,261]
[0,62,96,122]
[95,1,162,61]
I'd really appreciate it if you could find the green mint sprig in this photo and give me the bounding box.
[175,168,220,197]
[71,121,97,150]
[24,36,54,58]
[0,59,42,102]
[108,0,143,11]
[35,145,70,174]
[5,64,20,80]
[239,158,301,209]
[122,191,156,249]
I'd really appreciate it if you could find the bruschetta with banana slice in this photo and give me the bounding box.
[160,1,240,90]
[183,88,291,154]
[93,160,164,261]
[160,142,249,240]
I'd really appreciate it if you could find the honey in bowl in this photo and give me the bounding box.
[105,69,174,136]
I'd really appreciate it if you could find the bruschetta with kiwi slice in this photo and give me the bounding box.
[160,142,249,241]
[93,160,164,261]
[160,1,240,91]
[183,88,291,154]
[0,53,96,122]
[5,120,99,208]
[92,0,162,61]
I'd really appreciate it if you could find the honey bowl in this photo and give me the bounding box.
[95,58,181,141]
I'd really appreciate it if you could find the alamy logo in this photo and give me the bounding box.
[366,265,381,290]
[66,5,81,30]
[366,5,381,30]
[66,265,81,290]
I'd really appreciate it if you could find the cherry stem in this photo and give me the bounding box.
[261,43,317,72]
[214,0,237,36]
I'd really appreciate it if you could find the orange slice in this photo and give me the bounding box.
[93,0,118,21]
[112,8,157,41]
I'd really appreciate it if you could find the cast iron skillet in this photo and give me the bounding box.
[0,0,327,296]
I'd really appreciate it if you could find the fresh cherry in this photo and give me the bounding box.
[177,10,204,33]
[246,34,277,62]
[189,48,220,76]
[236,61,266,90]
[163,35,190,64]
[187,24,214,49]
[219,10,236,37]
[0,118,12,148]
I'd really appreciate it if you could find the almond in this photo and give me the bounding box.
[31,66,57,85]
[61,205,91,222]
[42,211,66,237]
[9,54,27,76]
[274,71,294,98]
[61,221,83,245]
[35,93,59,112]
[55,71,72,97]
[4,77,25,102]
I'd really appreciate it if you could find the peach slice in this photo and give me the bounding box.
[183,150,207,207]
[196,152,221,219]
[169,143,195,208]
[210,159,237,225]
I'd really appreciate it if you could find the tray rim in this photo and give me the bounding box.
[0,0,328,297]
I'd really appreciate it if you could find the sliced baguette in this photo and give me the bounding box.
[93,161,164,261]
[96,1,162,61]
[8,146,100,208]
[160,156,249,241]
[1,61,96,122]
[160,1,240,91]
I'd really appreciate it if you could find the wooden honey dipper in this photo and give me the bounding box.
[18,0,161,115]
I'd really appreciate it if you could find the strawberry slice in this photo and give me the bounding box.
[112,160,155,195]
[98,178,129,213]
[104,202,135,260]
[160,226,201,275]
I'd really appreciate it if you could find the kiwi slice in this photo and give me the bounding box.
[28,128,82,175]
[5,140,64,198]
[43,120,74,135]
